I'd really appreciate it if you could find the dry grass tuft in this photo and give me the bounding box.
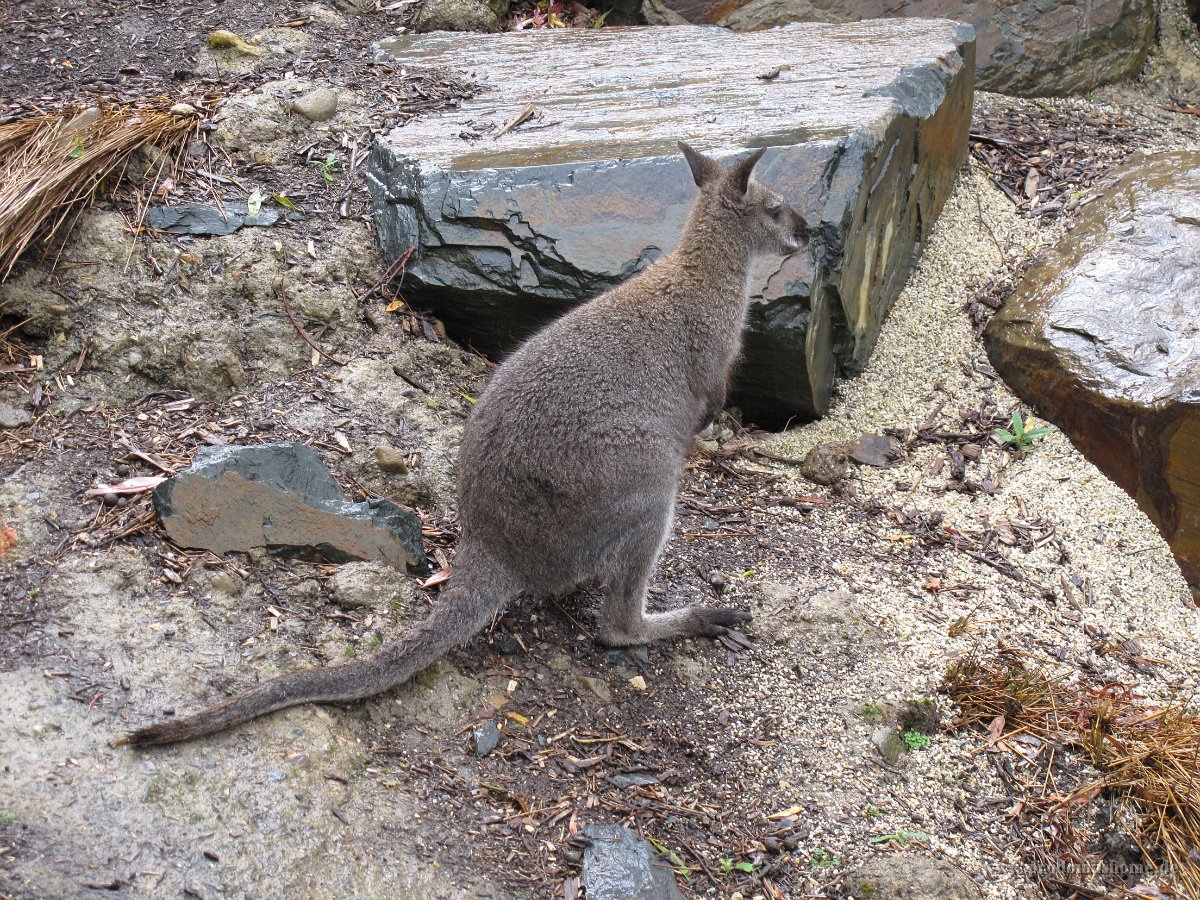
[0,100,200,279]
[945,648,1200,897]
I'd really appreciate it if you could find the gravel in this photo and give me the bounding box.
[716,154,1200,896]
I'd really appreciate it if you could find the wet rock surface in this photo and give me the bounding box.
[581,824,682,900]
[668,0,1153,97]
[154,442,428,573]
[368,22,973,424]
[986,150,1200,602]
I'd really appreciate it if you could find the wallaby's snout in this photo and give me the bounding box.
[781,204,809,253]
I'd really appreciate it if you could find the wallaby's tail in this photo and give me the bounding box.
[116,566,510,748]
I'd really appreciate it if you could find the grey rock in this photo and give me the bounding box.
[0,401,33,429]
[492,632,520,655]
[872,726,906,765]
[704,0,1153,98]
[375,444,410,473]
[843,853,982,899]
[207,570,242,596]
[291,87,339,122]
[800,441,849,485]
[581,824,682,900]
[368,23,973,424]
[414,0,502,33]
[153,442,428,573]
[328,560,417,609]
[607,772,661,788]
[986,150,1200,604]
[146,202,293,236]
[641,0,689,25]
[575,674,612,703]
[472,721,501,757]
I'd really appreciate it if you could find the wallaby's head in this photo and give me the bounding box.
[678,142,809,257]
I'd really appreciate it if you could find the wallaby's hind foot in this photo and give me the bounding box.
[690,605,752,637]
[598,604,751,646]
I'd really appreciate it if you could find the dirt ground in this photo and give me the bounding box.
[3,3,1200,899]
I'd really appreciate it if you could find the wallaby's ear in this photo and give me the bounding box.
[727,147,767,197]
[679,141,722,188]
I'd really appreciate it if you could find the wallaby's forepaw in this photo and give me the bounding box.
[692,606,751,637]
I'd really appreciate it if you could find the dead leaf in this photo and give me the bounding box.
[849,433,898,467]
[1024,167,1040,199]
[0,520,16,557]
[986,714,1006,746]
[422,566,452,588]
[85,475,166,496]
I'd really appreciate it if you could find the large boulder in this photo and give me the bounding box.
[367,23,974,425]
[986,151,1200,603]
[674,0,1154,97]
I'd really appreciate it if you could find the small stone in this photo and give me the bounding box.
[493,633,520,655]
[414,0,501,33]
[472,721,501,757]
[843,853,981,900]
[628,675,647,691]
[608,772,660,788]
[575,674,612,703]
[872,726,906,765]
[0,401,33,429]
[291,87,339,123]
[169,103,197,117]
[602,648,636,667]
[800,442,849,485]
[328,560,414,609]
[375,444,409,474]
[208,571,241,595]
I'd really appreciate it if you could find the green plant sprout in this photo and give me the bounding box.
[994,410,1051,452]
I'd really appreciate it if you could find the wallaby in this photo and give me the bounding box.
[120,143,809,747]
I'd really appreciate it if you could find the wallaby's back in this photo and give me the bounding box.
[119,143,808,747]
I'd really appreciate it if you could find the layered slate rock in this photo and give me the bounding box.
[368,23,973,424]
[986,151,1200,603]
[154,443,428,573]
[674,0,1153,97]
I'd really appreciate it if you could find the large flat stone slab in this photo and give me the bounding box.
[986,151,1200,603]
[368,23,974,424]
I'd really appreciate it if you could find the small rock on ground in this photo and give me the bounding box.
[291,87,339,122]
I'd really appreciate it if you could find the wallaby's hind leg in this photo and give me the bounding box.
[596,512,750,647]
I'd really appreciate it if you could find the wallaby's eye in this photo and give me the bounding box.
[768,205,782,220]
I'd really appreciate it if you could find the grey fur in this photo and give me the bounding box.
[120,144,808,747]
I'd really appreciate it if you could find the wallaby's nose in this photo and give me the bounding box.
[793,210,810,246]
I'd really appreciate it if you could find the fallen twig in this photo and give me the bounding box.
[278,275,345,366]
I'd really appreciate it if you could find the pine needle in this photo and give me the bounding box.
[945,648,1200,896]
[0,100,200,280]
